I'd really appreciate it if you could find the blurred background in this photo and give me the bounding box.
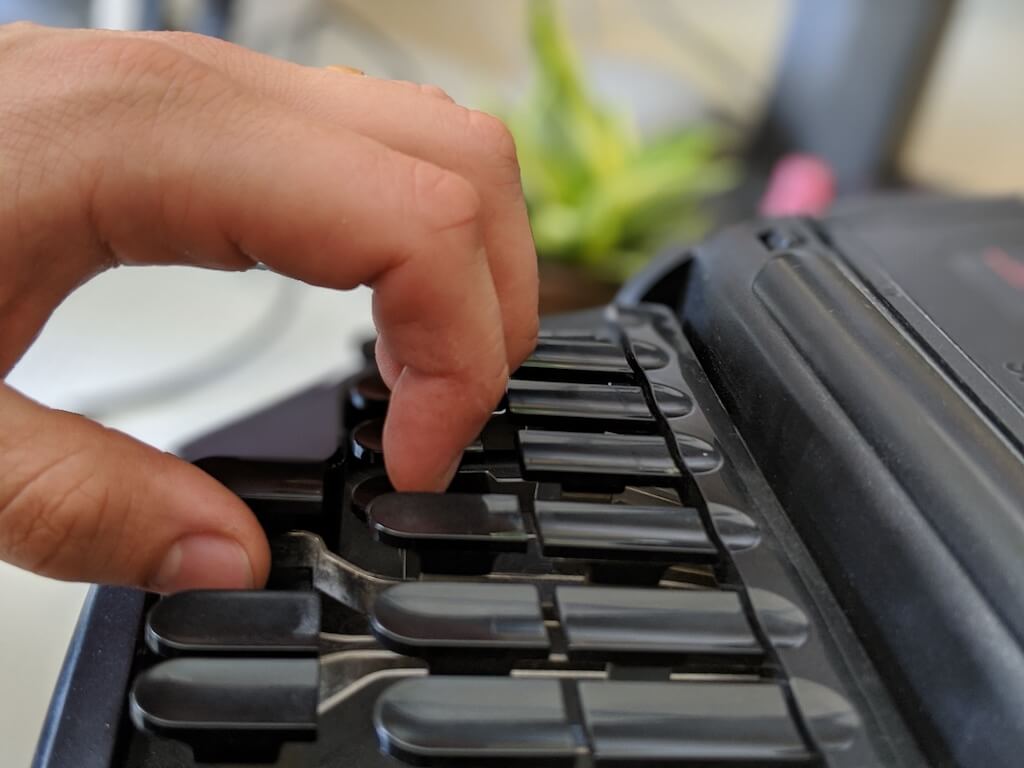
[0,1,1021,764]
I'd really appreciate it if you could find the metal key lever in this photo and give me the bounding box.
[273,531,398,614]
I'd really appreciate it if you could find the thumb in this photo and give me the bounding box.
[0,385,270,592]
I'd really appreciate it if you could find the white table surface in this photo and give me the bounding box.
[1,266,374,768]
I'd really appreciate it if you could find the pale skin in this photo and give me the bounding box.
[0,23,834,596]
[0,23,539,593]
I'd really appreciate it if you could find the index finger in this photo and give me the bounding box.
[84,42,509,490]
[132,31,539,369]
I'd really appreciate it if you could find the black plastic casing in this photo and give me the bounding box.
[34,195,1024,768]
[664,196,1024,768]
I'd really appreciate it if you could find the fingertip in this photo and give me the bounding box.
[508,320,540,371]
[374,335,402,390]
[381,370,487,492]
[149,534,255,593]
[0,389,271,589]
[161,461,271,588]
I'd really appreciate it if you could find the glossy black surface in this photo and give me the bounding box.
[195,458,324,501]
[518,338,671,380]
[507,379,655,425]
[351,418,384,460]
[349,371,390,411]
[790,679,862,750]
[685,202,1024,767]
[535,501,716,560]
[519,338,634,375]
[578,680,813,764]
[130,658,318,763]
[518,430,680,481]
[708,503,762,552]
[350,471,394,518]
[673,433,723,473]
[146,591,320,657]
[631,340,671,370]
[650,382,694,418]
[374,677,576,763]
[46,212,975,768]
[370,582,549,658]
[367,492,528,551]
[555,586,761,660]
[748,589,810,650]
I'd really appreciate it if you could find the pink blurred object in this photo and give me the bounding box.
[759,154,835,216]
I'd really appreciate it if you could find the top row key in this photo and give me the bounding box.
[518,338,668,380]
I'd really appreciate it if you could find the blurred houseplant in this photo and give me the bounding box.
[505,0,737,311]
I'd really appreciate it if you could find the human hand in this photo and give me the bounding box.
[0,23,537,592]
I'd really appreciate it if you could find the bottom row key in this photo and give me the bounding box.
[374,676,824,765]
[130,658,318,763]
[130,659,856,765]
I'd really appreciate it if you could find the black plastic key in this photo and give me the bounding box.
[747,589,810,649]
[351,418,384,460]
[130,657,319,763]
[145,591,320,657]
[578,680,814,764]
[521,338,634,375]
[518,430,680,483]
[674,433,723,473]
[348,370,390,416]
[194,458,323,517]
[374,677,576,764]
[370,582,549,666]
[650,383,694,418]
[631,341,671,370]
[555,586,761,662]
[507,379,656,426]
[367,492,528,551]
[518,338,670,379]
[535,501,715,560]
[710,503,762,551]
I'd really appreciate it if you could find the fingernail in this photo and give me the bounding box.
[149,535,254,593]
[326,64,366,76]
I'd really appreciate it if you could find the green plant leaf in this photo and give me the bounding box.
[505,0,736,282]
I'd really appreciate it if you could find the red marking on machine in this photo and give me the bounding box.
[983,247,1024,291]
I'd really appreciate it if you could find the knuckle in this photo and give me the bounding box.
[410,160,482,236]
[150,29,222,55]
[78,35,187,81]
[465,109,521,179]
[71,35,230,116]
[482,360,511,402]
[470,356,511,413]
[418,82,453,102]
[517,316,541,360]
[0,20,39,36]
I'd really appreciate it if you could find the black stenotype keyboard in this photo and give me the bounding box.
[34,196,1024,768]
